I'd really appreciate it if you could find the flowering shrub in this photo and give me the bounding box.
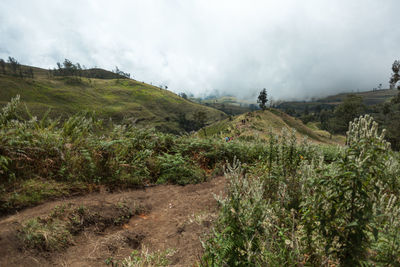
[203,115,400,265]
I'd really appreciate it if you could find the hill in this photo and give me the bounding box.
[0,65,227,133]
[191,95,257,115]
[1,87,398,266]
[278,89,398,113]
[198,108,344,145]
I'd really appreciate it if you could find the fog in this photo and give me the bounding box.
[1,0,399,100]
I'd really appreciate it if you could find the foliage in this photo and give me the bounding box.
[156,153,205,185]
[390,60,400,89]
[202,158,302,266]
[328,94,366,134]
[203,115,400,266]
[257,88,268,110]
[0,96,264,213]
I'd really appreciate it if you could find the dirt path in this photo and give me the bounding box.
[0,176,226,266]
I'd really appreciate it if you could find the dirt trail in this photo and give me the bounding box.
[0,176,226,266]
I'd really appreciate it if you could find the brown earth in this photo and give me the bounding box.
[0,176,226,266]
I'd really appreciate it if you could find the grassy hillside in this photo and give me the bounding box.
[198,109,345,145]
[278,89,398,113]
[2,93,399,266]
[0,66,227,133]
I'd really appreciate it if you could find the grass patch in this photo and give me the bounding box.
[19,203,134,251]
[0,179,87,213]
[106,247,176,267]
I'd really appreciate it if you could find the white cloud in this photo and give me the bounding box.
[1,0,399,100]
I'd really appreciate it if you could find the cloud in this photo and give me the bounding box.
[1,0,399,100]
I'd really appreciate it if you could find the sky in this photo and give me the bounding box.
[1,0,400,101]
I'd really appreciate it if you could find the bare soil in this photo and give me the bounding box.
[0,176,226,266]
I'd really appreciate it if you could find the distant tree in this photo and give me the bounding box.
[0,59,5,74]
[179,92,188,99]
[390,60,400,89]
[330,94,366,134]
[257,88,268,110]
[7,57,20,75]
[76,63,82,77]
[114,66,130,79]
[319,109,333,127]
[63,58,74,69]
[114,66,120,74]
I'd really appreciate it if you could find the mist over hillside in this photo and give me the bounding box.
[2,0,400,100]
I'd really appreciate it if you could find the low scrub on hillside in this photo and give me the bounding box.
[1,96,311,214]
[202,115,400,266]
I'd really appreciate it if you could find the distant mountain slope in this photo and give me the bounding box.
[278,89,398,113]
[0,65,227,133]
[198,109,344,145]
[191,95,256,115]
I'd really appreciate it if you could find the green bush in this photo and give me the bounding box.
[156,153,205,185]
[202,158,302,266]
[204,115,400,266]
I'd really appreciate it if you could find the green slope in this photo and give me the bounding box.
[278,89,398,113]
[191,95,256,115]
[198,109,345,145]
[0,66,227,133]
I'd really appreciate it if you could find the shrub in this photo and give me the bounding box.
[204,115,400,265]
[202,157,302,266]
[156,153,205,185]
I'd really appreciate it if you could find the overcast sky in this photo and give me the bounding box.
[1,0,399,100]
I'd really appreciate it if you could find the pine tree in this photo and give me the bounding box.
[257,88,268,110]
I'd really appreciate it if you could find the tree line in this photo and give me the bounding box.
[0,57,34,79]
[0,56,132,80]
[48,59,131,79]
[291,60,400,149]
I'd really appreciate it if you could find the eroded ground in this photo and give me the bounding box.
[0,176,226,266]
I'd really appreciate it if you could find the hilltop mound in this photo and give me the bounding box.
[0,65,226,133]
[199,109,344,144]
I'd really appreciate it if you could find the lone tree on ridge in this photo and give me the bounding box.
[257,88,268,110]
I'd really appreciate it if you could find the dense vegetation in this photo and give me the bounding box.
[0,96,274,214]
[286,90,400,150]
[202,115,400,266]
[1,91,399,265]
[277,61,400,151]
